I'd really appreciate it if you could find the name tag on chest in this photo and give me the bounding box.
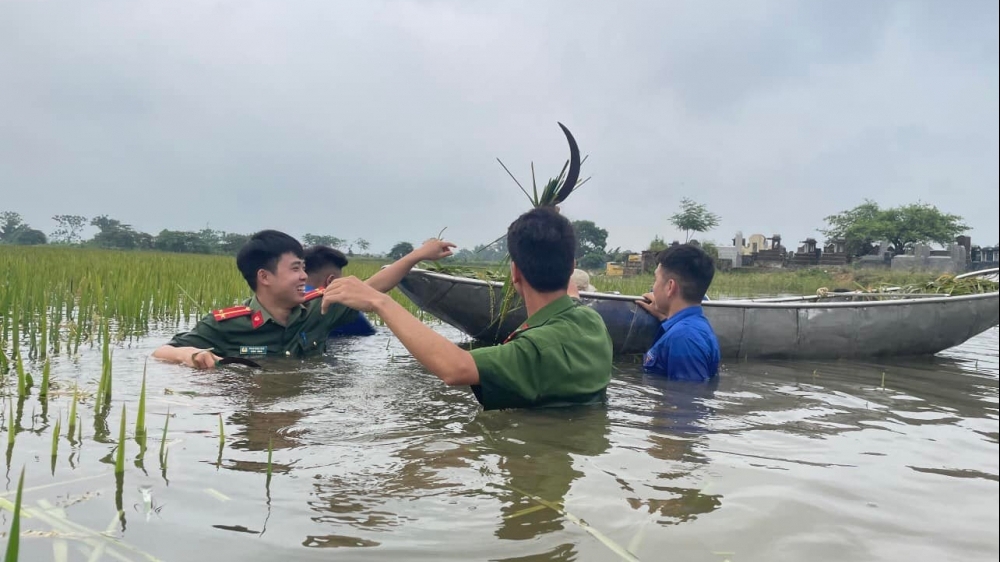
[239,345,268,356]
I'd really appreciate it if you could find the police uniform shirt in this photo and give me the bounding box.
[469,295,614,411]
[165,289,357,358]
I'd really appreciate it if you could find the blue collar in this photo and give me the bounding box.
[661,305,705,330]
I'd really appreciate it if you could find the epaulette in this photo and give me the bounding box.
[211,305,253,322]
[303,288,324,302]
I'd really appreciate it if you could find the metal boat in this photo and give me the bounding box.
[396,268,999,359]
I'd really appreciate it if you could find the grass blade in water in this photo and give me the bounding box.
[159,407,170,467]
[15,353,27,398]
[3,467,25,562]
[40,358,51,398]
[135,362,147,448]
[66,385,78,441]
[51,414,62,475]
[115,404,127,474]
[51,414,61,458]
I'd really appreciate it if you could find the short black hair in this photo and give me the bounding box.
[236,230,304,291]
[657,243,715,302]
[507,207,576,292]
[303,245,348,273]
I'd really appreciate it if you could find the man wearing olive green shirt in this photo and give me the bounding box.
[322,207,614,410]
[151,229,455,369]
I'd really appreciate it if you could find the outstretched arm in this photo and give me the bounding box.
[323,276,478,385]
[365,239,456,293]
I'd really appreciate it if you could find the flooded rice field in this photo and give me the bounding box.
[2,323,997,561]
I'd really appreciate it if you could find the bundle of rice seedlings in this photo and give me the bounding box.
[483,122,589,331]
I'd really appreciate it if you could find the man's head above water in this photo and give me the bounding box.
[507,206,576,295]
[303,245,349,289]
[236,230,308,308]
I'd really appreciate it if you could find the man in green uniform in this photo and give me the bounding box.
[321,207,614,410]
[152,229,455,369]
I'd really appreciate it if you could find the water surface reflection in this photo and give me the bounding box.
[3,326,996,562]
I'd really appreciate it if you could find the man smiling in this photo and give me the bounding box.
[152,229,454,369]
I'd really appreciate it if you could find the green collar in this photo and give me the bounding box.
[523,294,576,329]
[248,295,305,327]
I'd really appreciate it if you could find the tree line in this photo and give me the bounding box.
[1,198,975,265]
[0,211,375,257]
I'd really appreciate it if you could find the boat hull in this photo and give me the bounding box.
[397,269,1000,360]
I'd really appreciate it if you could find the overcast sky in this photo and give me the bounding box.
[2,0,998,254]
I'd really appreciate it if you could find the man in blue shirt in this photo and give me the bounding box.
[635,244,720,381]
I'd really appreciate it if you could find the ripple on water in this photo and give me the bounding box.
[3,324,997,561]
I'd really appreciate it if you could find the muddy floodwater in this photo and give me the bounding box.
[2,322,997,562]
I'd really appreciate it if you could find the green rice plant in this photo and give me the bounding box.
[96,321,113,411]
[486,123,588,329]
[115,404,127,474]
[135,362,148,441]
[39,294,48,360]
[51,413,61,475]
[159,407,170,468]
[11,311,19,369]
[66,384,79,441]
[3,466,25,562]
[39,358,51,398]
[14,353,27,398]
[0,245,423,364]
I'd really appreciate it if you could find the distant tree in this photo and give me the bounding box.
[577,252,607,270]
[154,230,213,254]
[354,238,371,255]
[302,234,345,248]
[647,236,668,252]
[12,228,47,245]
[388,241,414,261]
[452,237,508,263]
[219,232,250,255]
[700,240,719,260]
[50,214,88,244]
[669,198,720,242]
[606,247,636,262]
[821,200,969,257]
[571,220,608,259]
[89,215,150,250]
[0,211,26,243]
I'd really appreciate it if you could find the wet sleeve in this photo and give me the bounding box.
[166,314,227,351]
[469,338,542,410]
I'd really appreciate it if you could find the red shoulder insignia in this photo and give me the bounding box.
[303,288,324,302]
[251,310,265,329]
[212,305,252,322]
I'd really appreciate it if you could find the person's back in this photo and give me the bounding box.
[470,293,612,410]
[636,244,720,381]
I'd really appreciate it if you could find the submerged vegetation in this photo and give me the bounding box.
[0,244,418,558]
